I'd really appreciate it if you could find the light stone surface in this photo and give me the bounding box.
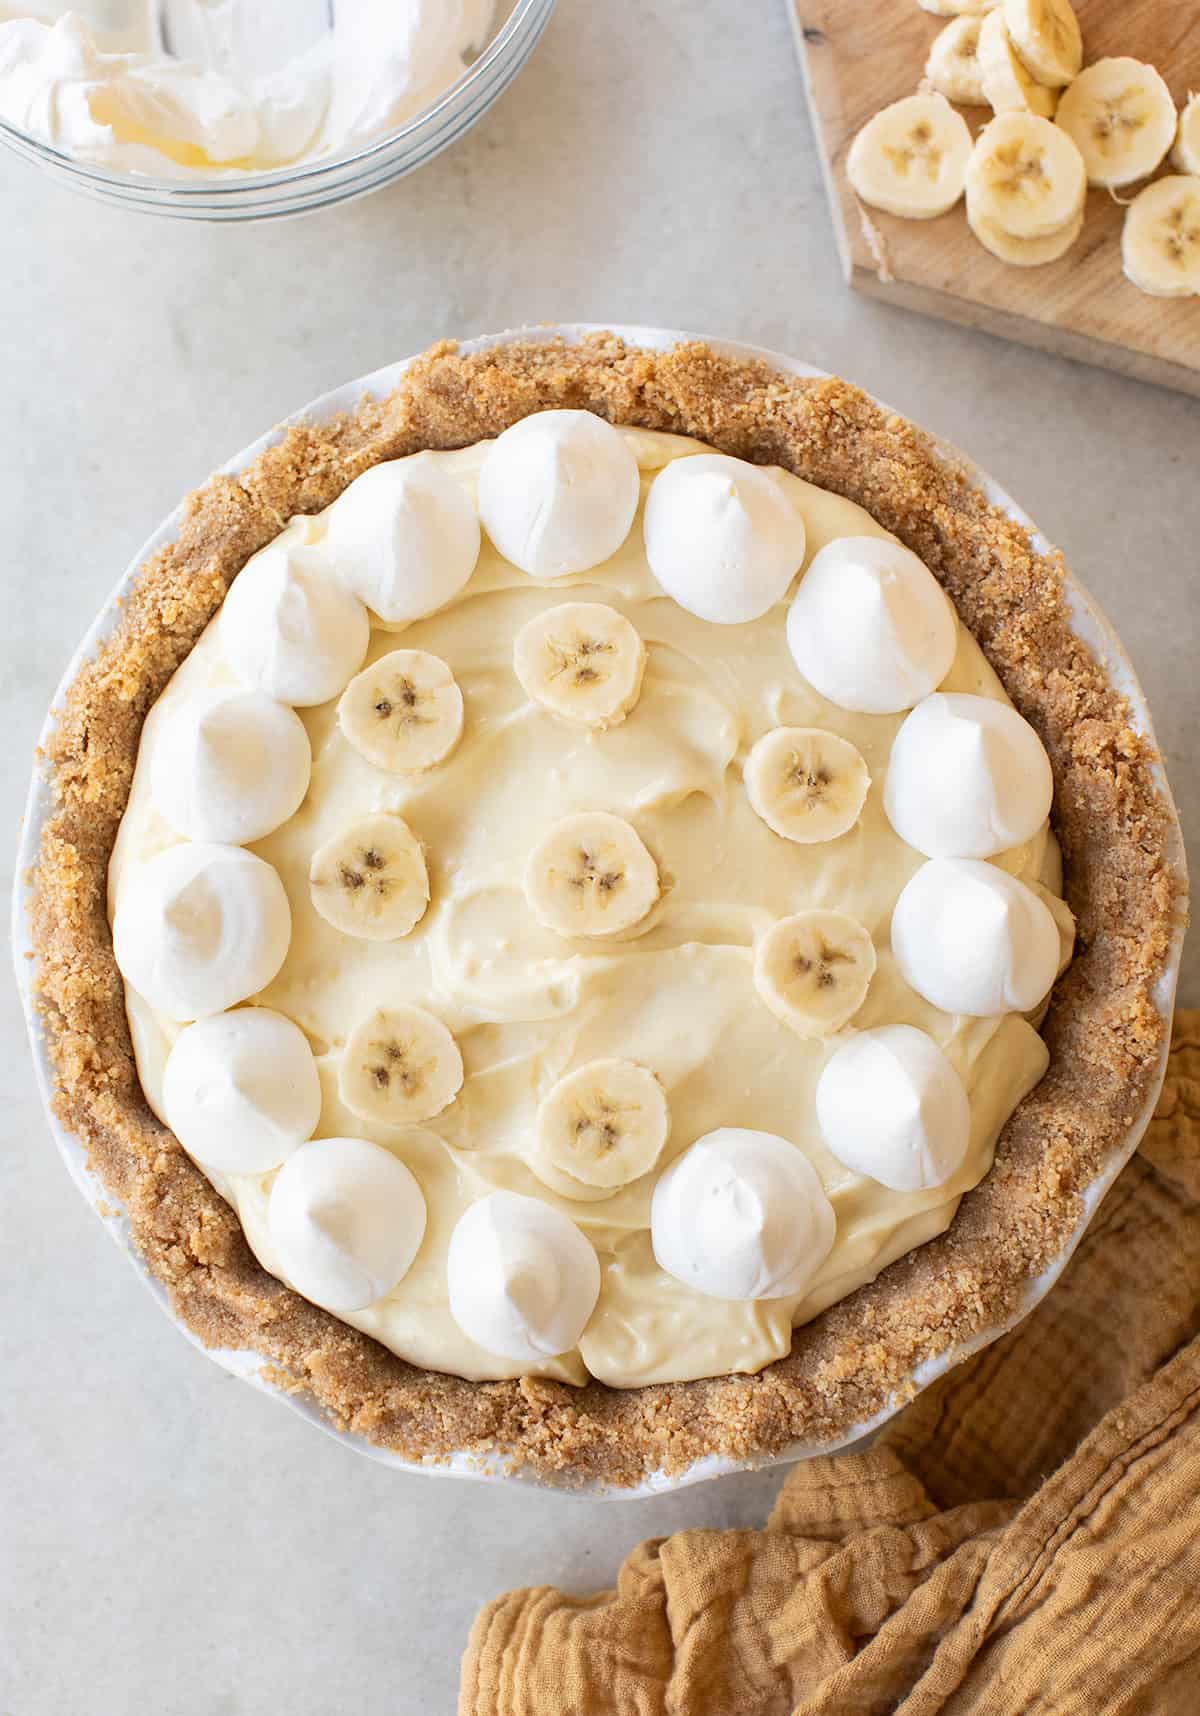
[1,3,1195,1713]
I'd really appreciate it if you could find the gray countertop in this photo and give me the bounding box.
[2,4,1195,1712]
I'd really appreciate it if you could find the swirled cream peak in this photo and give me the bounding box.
[0,2,494,176]
[477,411,641,579]
[885,692,1054,858]
[786,536,958,714]
[220,525,369,707]
[643,453,808,623]
[816,1025,970,1192]
[268,1136,427,1314]
[892,859,1066,1017]
[325,455,481,624]
[446,1191,601,1361]
[651,1129,836,1300]
[163,1006,321,1174]
[150,688,311,845]
[112,842,291,1021]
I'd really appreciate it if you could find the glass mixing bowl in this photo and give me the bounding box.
[0,0,555,220]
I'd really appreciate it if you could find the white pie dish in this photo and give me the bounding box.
[13,323,1187,1495]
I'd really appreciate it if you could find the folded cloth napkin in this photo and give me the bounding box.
[461,1013,1200,1716]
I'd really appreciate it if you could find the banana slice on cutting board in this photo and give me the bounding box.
[1003,0,1081,90]
[968,201,1083,264]
[966,112,1085,238]
[525,812,660,939]
[1056,59,1177,189]
[513,602,646,729]
[339,1004,463,1126]
[309,814,430,941]
[978,10,1057,118]
[753,911,877,1039]
[338,650,464,774]
[744,728,870,845]
[533,1059,670,1197]
[918,0,999,15]
[925,17,988,108]
[1122,176,1200,298]
[1173,94,1200,176]
[847,94,973,219]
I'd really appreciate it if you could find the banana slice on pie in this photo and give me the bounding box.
[1055,59,1177,189]
[533,1059,670,1196]
[513,602,646,729]
[1002,0,1081,90]
[744,728,870,845]
[338,649,464,774]
[847,94,973,219]
[977,10,1057,118]
[525,812,660,939]
[339,1004,463,1126]
[1122,176,1200,298]
[309,814,430,941]
[754,911,877,1038]
[966,112,1085,238]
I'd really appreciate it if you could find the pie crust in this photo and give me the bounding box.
[29,335,1183,1486]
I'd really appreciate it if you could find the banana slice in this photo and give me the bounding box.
[533,1059,670,1196]
[338,650,464,774]
[753,911,877,1039]
[1122,176,1200,298]
[966,112,1085,238]
[968,201,1083,264]
[925,17,987,107]
[525,812,660,939]
[309,814,430,941]
[847,94,973,219]
[339,1003,463,1126]
[744,728,870,845]
[1055,59,1177,189]
[918,0,999,15]
[513,602,646,730]
[1173,94,1200,175]
[1003,0,1081,90]
[978,10,1057,119]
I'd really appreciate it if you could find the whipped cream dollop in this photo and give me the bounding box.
[220,527,369,708]
[786,536,958,714]
[477,411,642,580]
[446,1191,601,1361]
[885,692,1054,859]
[0,2,494,177]
[892,858,1066,1017]
[150,688,311,845]
[651,1129,836,1300]
[816,1025,970,1192]
[324,455,481,625]
[112,841,291,1021]
[643,454,808,624]
[268,1136,427,1314]
[162,1006,321,1174]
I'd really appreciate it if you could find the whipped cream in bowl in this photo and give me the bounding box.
[15,327,1186,1494]
[0,0,555,216]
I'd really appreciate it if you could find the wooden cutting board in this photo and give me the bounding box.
[791,0,1200,397]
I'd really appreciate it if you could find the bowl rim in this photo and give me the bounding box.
[0,0,556,209]
[12,323,1189,1496]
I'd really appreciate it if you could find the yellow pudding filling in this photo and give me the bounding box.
[109,427,1066,1387]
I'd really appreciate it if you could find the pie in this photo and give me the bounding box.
[29,334,1182,1487]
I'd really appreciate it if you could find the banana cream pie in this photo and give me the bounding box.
[31,336,1181,1484]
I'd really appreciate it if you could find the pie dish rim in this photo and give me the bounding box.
[14,323,1187,1494]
